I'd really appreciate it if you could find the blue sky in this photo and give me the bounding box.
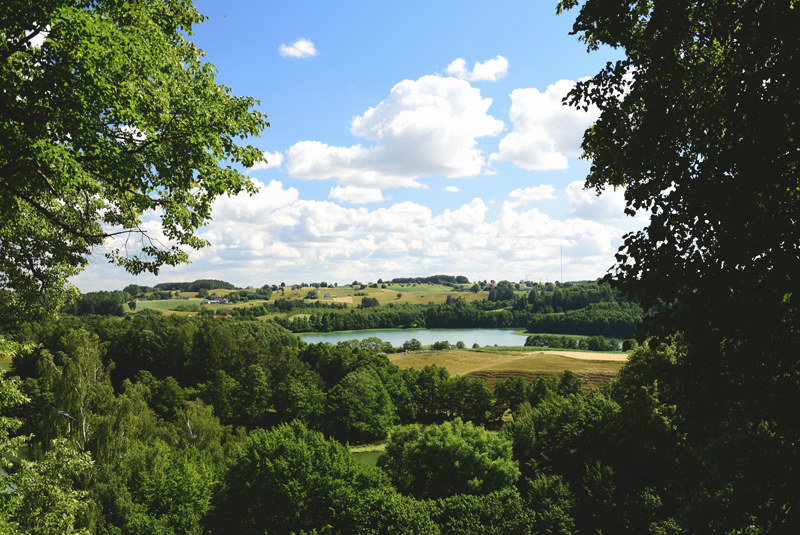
[74,0,646,291]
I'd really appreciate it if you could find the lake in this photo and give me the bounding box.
[298,328,527,348]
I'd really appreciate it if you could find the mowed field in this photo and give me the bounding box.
[388,349,625,391]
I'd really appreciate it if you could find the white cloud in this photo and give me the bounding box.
[211,179,299,223]
[444,186,461,193]
[509,184,557,201]
[490,79,599,171]
[446,56,509,82]
[329,185,388,204]
[279,38,317,58]
[73,179,648,290]
[565,180,628,220]
[249,151,284,171]
[286,75,505,189]
[25,26,49,49]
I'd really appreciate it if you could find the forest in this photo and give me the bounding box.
[1,310,687,534]
[2,0,798,533]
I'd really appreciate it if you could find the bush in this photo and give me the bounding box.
[403,339,422,351]
[360,297,379,308]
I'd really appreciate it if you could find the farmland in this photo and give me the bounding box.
[389,348,624,391]
[129,282,518,317]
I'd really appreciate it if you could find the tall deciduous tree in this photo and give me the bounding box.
[0,0,269,321]
[1,339,93,535]
[378,418,520,499]
[559,0,800,530]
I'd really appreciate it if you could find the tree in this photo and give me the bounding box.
[360,296,379,308]
[493,376,533,419]
[324,368,395,444]
[0,0,269,322]
[403,338,422,351]
[214,421,413,535]
[488,281,515,302]
[0,340,93,535]
[558,1,800,529]
[38,329,114,454]
[377,418,520,499]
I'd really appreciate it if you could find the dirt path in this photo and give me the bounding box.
[529,350,629,362]
[332,296,353,303]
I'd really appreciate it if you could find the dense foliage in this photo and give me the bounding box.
[0,0,268,323]
[390,275,470,285]
[559,0,800,530]
[269,282,643,337]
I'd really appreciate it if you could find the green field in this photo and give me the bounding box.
[131,283,524,317]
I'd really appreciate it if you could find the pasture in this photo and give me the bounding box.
[131,282,524,317]
[271,283,495,307]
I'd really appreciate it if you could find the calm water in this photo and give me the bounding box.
[298,328,527,347]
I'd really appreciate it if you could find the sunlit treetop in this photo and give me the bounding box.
[0,0,269,322]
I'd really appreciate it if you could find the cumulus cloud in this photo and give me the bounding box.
[279,38,317,58]
[446,56,509,81]
[329,185,388,204]
[509,184,557,201]
[74,179,648,290]
[286,75,505,190]
[444,186,461,193]
[490,79,599,171]
[211,179,300,223]
[565,180,628,220]
[249,151,285,171]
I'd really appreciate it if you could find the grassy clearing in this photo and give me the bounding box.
[131,297,272,316]
[349,442,388,453]
[388,349,623,392]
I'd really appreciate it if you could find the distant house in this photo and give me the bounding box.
[324,293,332,298]
[206,296,228,304]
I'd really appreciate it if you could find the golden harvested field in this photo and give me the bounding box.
[388,349,625,391]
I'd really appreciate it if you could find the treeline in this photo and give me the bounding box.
[154,279,236,292]
[524,334,625,352]
[6,313,497,438]
[62,291,132,317]
[390,274,470,285]
[273,296,642,338]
